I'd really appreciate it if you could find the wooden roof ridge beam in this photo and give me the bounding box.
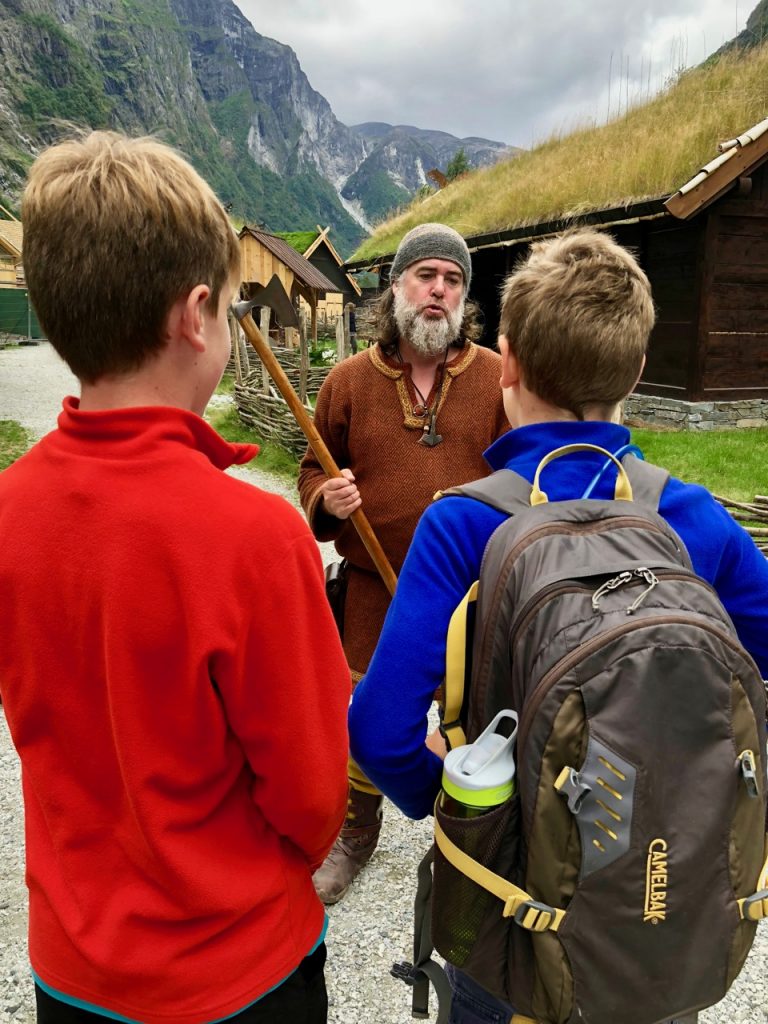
[665,116,768,220]
[303,226,330,259]
[304,225,362,297]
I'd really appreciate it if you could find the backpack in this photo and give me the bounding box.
[395,444,768,1024]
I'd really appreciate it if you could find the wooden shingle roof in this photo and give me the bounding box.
[239,227,337,293]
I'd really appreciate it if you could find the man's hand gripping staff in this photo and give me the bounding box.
[231,277,398,596]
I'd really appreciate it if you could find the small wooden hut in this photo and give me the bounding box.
[277,227,362,330]
[238,226,337,346]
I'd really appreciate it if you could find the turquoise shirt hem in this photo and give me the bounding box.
[32,914,329,1024]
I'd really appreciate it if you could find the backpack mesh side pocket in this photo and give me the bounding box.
[432,793,520,968]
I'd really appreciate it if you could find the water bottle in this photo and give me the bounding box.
[440,709,518,817]
[434,710,518,966]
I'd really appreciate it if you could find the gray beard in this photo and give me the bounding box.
[393,290,465,357]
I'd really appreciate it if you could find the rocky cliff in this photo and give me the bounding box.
[0,0,514,254]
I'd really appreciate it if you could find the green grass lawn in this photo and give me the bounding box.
[215,372,235,396]
[206,404,300,479]
[0,419,33,471]
[632,427,767,503]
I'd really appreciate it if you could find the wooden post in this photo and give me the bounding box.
[335,315,345,362]
[239,329,249,374]
[259,305,271,395]
[311,299,318,347]
[343,304,351,358]
[230,314,243,383]
[298,309,309,405]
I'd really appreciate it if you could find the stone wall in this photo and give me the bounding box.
[624,394,768,431]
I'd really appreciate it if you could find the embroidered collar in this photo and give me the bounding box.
[368,343,479,430]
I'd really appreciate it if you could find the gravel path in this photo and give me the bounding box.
[1,343,765,1024]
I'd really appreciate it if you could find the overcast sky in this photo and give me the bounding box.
[235,0,748,147]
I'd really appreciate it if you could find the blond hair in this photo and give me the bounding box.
[499,229,655,418]
[22,131,240,382]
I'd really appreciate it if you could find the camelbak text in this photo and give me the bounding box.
[644,838,668,923]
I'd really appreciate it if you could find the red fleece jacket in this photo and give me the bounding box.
[0,398,350,1024]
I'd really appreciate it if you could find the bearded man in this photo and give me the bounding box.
[298,223,508,903]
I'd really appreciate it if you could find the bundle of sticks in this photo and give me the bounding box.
[715,494,768,555]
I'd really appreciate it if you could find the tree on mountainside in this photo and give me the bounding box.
[445,147,470,181]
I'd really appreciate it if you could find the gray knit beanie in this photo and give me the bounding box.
[390,223,471,290]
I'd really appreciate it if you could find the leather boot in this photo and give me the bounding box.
[312,787,383,905]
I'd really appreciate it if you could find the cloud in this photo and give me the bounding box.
[235,0,746,145]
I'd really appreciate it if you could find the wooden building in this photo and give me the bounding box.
[278,227,362,326]
[0,218,23,288]
[0,217,43,341]
[346,117,768,414]
[238,226,337,345]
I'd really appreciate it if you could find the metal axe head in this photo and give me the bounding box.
[230,274,299,329]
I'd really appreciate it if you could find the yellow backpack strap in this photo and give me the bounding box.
[434,814,565,933]
[530,444,634,505]
[442,582,478,750]
[737,835,768,922]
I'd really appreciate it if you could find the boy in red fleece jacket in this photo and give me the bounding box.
[0,132,351,1024]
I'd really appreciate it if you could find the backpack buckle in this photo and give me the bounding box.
[738,750,759,799]
[390,960,420,985]
[554,765,592,814]
[512,899,558,932]
[740,889,768,922]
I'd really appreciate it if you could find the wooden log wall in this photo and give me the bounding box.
[638,220,701,398]
[699,162,768,399]
[240,235,294,298]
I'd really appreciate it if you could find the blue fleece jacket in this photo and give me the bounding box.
[348,420,768,820]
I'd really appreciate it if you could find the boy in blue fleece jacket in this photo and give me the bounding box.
[348,228,768,1024]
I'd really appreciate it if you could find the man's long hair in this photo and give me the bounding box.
[371,284,483,356]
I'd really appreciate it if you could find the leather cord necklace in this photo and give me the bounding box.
[397,345,449,447]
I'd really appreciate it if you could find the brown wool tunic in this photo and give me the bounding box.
[298,342,508,679]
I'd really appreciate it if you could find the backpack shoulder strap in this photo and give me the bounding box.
[437,468,532,516]
[621,453,670,511]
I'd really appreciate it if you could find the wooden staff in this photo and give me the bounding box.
[234,308,398,596]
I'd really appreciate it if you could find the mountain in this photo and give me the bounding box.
[711,0,768,57]
[0,0,514,255]
[344,123,518,229]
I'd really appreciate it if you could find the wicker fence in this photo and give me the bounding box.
[716,494,768,554]
[233,349,334,458]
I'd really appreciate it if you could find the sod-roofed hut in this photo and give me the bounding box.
[238,226,337,345]
[347,117,768,429]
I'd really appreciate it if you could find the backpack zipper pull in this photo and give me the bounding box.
[592,568,659,614]
[626,569,659,615]
[591,571,633,610]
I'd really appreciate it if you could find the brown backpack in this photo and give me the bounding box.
[397,446,768,1024]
